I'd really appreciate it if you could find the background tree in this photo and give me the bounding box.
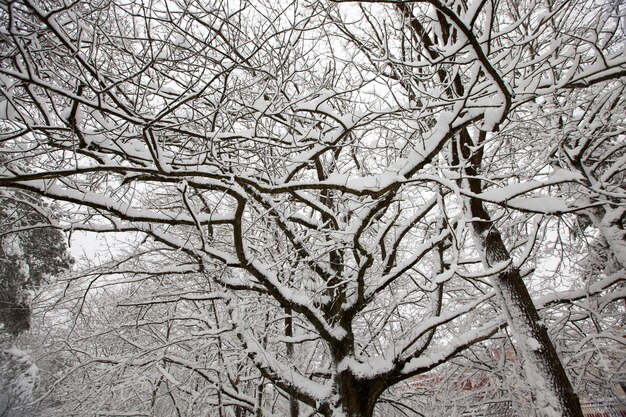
[0,190,72,335]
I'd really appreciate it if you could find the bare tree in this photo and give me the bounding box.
[0,0,624,416]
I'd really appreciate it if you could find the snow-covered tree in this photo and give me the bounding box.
[0,346,39,417]
[0,190,72,335]
[0,0,624,416]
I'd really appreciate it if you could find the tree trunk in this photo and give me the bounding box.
[454,124,583,417]
[470,213,584,417]
[332,371,379,417]
[285,309,300,417]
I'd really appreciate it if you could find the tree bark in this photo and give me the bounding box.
[448,113,584,417]
[468,203,584,417]
[285,309,300,417]
[331,371,380,417]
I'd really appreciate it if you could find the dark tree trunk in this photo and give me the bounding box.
[322,339,382,417]
[332,372,379,417]
[470,209,584,417]
[285,309,300,417]
[448,119,584,417]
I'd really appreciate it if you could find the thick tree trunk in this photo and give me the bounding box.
[325,339,381,417]
[453,122,583,417]
[332,371,378,417]
[470,212,584,417]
